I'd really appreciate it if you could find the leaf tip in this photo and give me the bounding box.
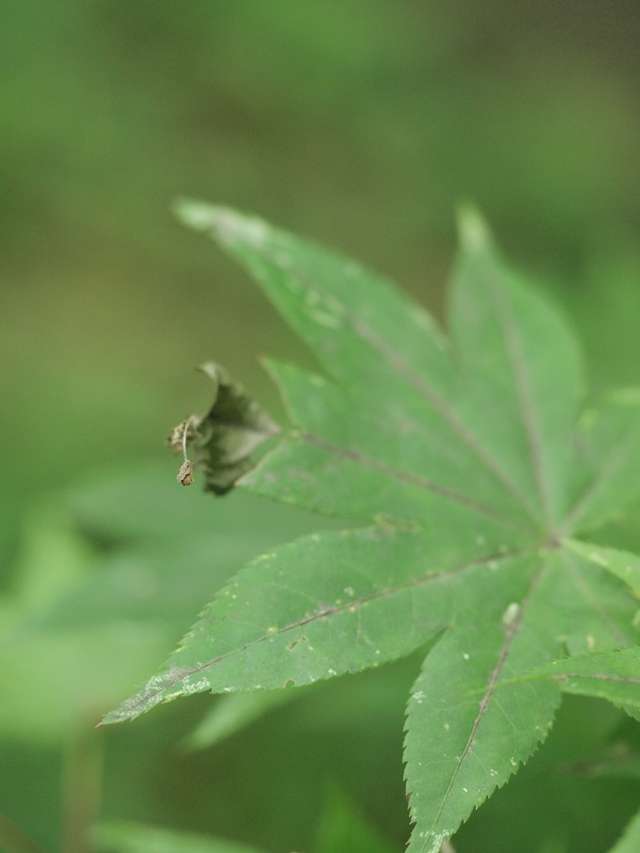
[456,204,493,254]
[174,197,218,230]
[174,199,270,249]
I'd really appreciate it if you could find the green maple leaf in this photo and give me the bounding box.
[104,203,640,852]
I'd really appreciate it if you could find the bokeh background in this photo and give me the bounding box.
[3,2,640,852]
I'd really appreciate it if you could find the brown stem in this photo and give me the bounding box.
[0,811,46,853]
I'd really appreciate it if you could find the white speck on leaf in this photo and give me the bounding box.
[308,309,341,328]
[183,679,209,695]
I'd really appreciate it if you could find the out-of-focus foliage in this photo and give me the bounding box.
[3,1,640,533]
[0,466,337,740]
[98,821,265,853]
[3,2,640,852]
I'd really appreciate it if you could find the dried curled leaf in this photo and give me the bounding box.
[169,362,279,495]
[167,418,198,454]
[176,459,194,486]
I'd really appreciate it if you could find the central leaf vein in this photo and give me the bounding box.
[421,556,549,851]
[299,431,535,533]
[487,276,551,526]
[115,545,534,720]
[259,244,543,525]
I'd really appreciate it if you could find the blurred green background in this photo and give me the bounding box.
[3,2,640,852]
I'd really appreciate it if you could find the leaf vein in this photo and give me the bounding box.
[347,308,542,523]
[114,546,533,721]
[560,419,640,534]
[299,431,534,534]
[420,556,549,851]
[563,551,630,647]
[257,244,542,524]
[487,276,550,525]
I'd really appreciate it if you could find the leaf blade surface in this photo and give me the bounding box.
[105,205,640,850]
[103,528,533,723]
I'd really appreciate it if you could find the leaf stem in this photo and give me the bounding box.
[182,418,189,464]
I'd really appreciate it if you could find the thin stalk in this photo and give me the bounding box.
[61,720,104,853]
[0,812,45,853]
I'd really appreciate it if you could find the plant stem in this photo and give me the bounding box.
[0,811,46,853]
[61,720,104,853]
